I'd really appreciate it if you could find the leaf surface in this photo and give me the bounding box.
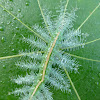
[0,0,100,100]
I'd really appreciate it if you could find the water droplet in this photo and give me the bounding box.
[82,33,84,35]
[11,48,16,53]
[3,8,6,11]
[82,43,85,48]
[3,65,6,69]
[85,33,89,37]
[7,21,11,25]
[16,27,19,30]
[11,42,14,45]
[25,1,30,6]
[0,81,3,83]
[10,7,13,11]
[13,17,16,20]
[95,82,99,85]
[8,92,11,95]
[1,36,6,43]
[72,63,75,66]
[68,89,71,93]
[18,9,21,12]
[82,45,84,48]
[1,22,4,24]
[11,48,15,52]
[61,58,66,64]
[9,45,11,48]
[98,73,100,77]
[0,26,4,31]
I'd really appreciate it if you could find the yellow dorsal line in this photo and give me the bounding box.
[29,32,60,100]
[61,37,100,50]
[37,0,51,36]
[63,66,81,100]
[77,3,100,30]
[0,51,44,60]
[65,52,100,62]
[65,3,100,43]
[0,4,48,43]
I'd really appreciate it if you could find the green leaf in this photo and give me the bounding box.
[0,0,100,100]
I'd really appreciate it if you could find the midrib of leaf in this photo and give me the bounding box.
[29,32,60,100]
[29,0,69,99]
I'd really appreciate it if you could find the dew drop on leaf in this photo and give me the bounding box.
[7,21,11,25]
[16,27,19,30]
[1,22,4,24]
[13,17,16,20]
[0,26,4,31]
[9,7,13,11]
[82,43,85,48]
[18,9,21,12]
[25,1,30,6]
[8,92,11,95]
[82,45,84,48]
[0,81,3,83]
[95,82,99,86]
[3,65,6,69]
[9,0,13,1]
[1,36,6,43]
[11,48,15,52]
[98,73,100,78]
